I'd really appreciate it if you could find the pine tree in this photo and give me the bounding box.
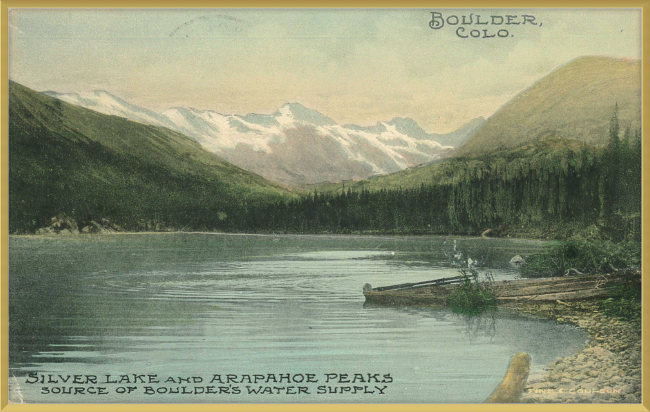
[599,104,621,231]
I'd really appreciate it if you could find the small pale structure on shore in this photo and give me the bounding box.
[510,255,526,268]
[363,283,373,292]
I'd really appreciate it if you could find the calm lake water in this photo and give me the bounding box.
[9,233,587,404]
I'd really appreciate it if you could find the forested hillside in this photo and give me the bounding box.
[9,81,294,233]
[237,112,641,241]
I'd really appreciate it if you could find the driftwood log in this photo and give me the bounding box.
[363,274,613,306]
[485,353,531,403]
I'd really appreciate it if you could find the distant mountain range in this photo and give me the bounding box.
[34,55,641,191]
[44,90,485,186]
[10,55,642,236]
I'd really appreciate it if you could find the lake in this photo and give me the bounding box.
[8,233,587,403]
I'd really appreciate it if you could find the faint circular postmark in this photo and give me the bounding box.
[170,14,251,37]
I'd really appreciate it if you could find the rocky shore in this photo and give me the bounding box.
[512,300,642,404]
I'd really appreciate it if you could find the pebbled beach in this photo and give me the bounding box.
[513,300,642,404]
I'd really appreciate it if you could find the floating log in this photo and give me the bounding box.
[363,274,612,306]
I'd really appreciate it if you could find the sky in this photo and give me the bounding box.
[8,8,642,133]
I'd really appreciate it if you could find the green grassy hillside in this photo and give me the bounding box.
[9,81,295,233]
[455,56,641,157]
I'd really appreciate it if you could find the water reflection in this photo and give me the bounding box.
[459,312,497,344]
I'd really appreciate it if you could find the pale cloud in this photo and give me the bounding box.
[8,8,642,133]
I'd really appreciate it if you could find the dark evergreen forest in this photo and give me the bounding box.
[230,116,641,242]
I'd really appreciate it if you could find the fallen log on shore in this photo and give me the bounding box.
[485,352,531,403]
[363,274,612,306]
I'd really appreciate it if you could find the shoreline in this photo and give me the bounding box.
[9,230,550,244]
[365,282,642,404]
[363,269,642,404]
[507,299,641,404]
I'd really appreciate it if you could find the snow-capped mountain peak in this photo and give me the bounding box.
[275,102,337,127]
[44,89,484,186]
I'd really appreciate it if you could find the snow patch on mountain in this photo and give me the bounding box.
[44,90,175,129]
[43,89,485,186]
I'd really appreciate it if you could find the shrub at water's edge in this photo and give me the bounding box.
[446,269,497,316]
[600,270,641,325]
[517,239,641,325]
[518,239,640,278]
